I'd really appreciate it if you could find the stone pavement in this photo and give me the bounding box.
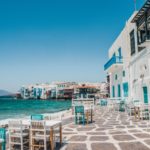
[60,106,150,150]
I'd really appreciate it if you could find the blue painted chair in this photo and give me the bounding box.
[119,100,125,112]
[100,99,107,106]
[0,128,6,150]
[31,114,43,120]
[75,106,85,125]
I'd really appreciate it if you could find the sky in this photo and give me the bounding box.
[0,0,145,92]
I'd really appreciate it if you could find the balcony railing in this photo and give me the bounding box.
[104,56,123,71]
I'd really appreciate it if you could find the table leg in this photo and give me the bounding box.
[0,144,1,150]
[138,107,140,120]
[86,112,89,124]
[134,107,136,120]
[50,127,54,150]
[91,110,93,123]
[60,124,62,146]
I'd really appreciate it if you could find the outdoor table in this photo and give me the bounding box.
[22,119,62,150]
[0,139,3,150]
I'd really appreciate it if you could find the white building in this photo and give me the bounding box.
[104,0,150,104]
[130,0,150,104]
[104,12,137,101]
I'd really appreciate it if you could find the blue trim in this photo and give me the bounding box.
[104,56,123,71]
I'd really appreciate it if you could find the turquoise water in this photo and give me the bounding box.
[0,98,72,120]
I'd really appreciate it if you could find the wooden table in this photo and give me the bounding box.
[22,119,62,150]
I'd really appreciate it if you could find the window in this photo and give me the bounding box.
[118,47,122,58]
[130,30,136,56]
[115,74,117,80]
[118,84,121,97]
[123,71,125,77]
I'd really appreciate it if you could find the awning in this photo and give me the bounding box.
[132,0,150,23]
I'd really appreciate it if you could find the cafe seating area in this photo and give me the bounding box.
[0,113,63,150]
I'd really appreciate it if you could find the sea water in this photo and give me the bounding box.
[0,98,71,120]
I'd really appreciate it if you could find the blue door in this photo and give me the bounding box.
[118,84,121,97]
[123,83,128,97]
[112,86,115,97]
[143,87,148,104]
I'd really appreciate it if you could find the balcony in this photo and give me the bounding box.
[138,35,150,48]
[104,56,123,72]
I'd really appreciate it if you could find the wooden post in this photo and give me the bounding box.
[60,124,62,146]
[50,127,54,150]
[86,111,89,124]
[0,144,1,150]
[138,107,140,120]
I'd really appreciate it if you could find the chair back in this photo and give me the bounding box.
[75,106,84,114]
[0,128,6,141]
[31,120,46,130]
[31,114,43,120]
[8,120,23,130]
[0,128,6,150]
[44,114,62,121]
[100,99,107,106]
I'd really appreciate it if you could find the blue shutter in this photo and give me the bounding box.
[123,83,128,97]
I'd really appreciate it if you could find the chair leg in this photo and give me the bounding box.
[75,114,78,124]
[82,114,85,125]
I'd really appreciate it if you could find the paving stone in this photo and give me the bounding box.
[113,134,135,141]
[96,127,113,131]
[65,143,87,150]
[116,125,126,128]
[128,129,141,133]
[134,133,150,138]
[144,139,150,145]
[109,131,127,135]
[91,143,117,150]
[87,132,106,135]
[138,125,147,128]
[69,135,87,141]
[119,142,150,150]
[64,128,74,131]
[127,125,136,128]
[63,132,77,135]
[77,127,94,131]
[90,136,109,141]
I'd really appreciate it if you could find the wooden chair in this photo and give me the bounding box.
[8,120,29,150]
[30,120,50,150]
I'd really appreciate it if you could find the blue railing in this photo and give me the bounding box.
[104,56,123,71]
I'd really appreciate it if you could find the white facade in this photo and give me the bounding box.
[105,12,137,101]
[105,0,150,105]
